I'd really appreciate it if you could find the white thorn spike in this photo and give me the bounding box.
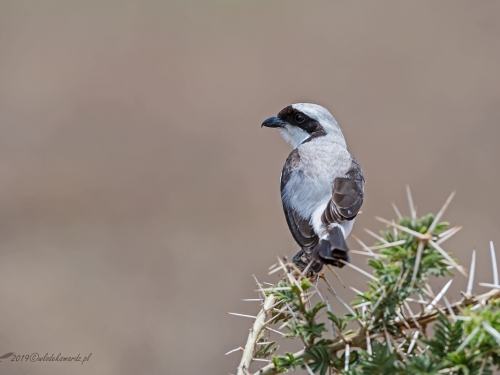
[396,309,411,329]
[406,185,417,225]
[391,202,402,219]
[477,331,486,348]
[302,260,313,277]
[407,330,419,354]
[426,280,453,311]
[303,293,317,307]
[405,298,428,305]
[366,330,372,355]
[429,240,468,277]
[228,313,258,319]
[420,287,434,300]
[443,296,456,322]
[333,326,350,345]
[226,347,243,355]
[436,226,462,245]
[425,283,436,299]
[437,226,462,239]
[427,191,456,234]
[321,274,338,295]
[314,280,326,302]
[350,249,387,258]
[268,266,284,275]
[339,260,379,281]
[263,308,286,326]
[467,250,476,296]
[491,241,498,286]
[351,234,375,254]
[289,262,308,281]
[395,269,410,291]
[349,286,365,296]
[336,294,356,316]
[322,276,363,328]
[326,265,346,288]
[284,303,296,319]
[268,261,279,270]
[364,228,389,244]
[326,299,336,337]
[403,300,422,329]
[265,326,285,335]
[411,241,425,287]
[483,322,500,344]
[478,283,500,289]
[368,240,406,251]
[258,287,292,292]
[278,257,302,293]
[253,274,265,302]
[470,303,482,311]
[371,289,386,313]
[344,343,350,371]
[375,216,427,240]
[457,326,480,352]
[397,340,406,350]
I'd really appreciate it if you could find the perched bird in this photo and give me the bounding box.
[262,103,365,272]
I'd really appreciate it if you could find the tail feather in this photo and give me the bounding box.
[315,226,350,268]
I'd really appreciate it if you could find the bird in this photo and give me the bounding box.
[262,103,365,273]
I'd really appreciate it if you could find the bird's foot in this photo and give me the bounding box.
[292,250,323,277]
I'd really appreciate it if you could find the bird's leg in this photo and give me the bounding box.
[292,249,309,268]
[292,249,323,276]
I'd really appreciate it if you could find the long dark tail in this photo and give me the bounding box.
[315,226,350,268]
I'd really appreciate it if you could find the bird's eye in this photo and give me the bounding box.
[295,114,305,123]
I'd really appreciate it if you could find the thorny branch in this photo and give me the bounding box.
[237,291,276,375]
[227,189,500,375]
[255,289,500,375]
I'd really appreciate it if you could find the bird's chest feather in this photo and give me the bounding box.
[281,141,351,219]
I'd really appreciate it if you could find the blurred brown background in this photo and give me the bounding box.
[0,1,499,374]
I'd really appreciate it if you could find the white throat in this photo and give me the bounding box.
[279,125,309,148]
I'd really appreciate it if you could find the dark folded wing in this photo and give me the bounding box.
[322,158,365,224]
[280,150,318,251]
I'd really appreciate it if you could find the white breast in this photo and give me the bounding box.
[281,137,352,220]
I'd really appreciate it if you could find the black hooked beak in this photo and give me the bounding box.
[261,116,287,128]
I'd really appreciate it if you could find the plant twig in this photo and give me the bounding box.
[255,288,500,375]
[237,294,276,375]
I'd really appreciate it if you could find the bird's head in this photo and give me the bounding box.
[261,103,345,148]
